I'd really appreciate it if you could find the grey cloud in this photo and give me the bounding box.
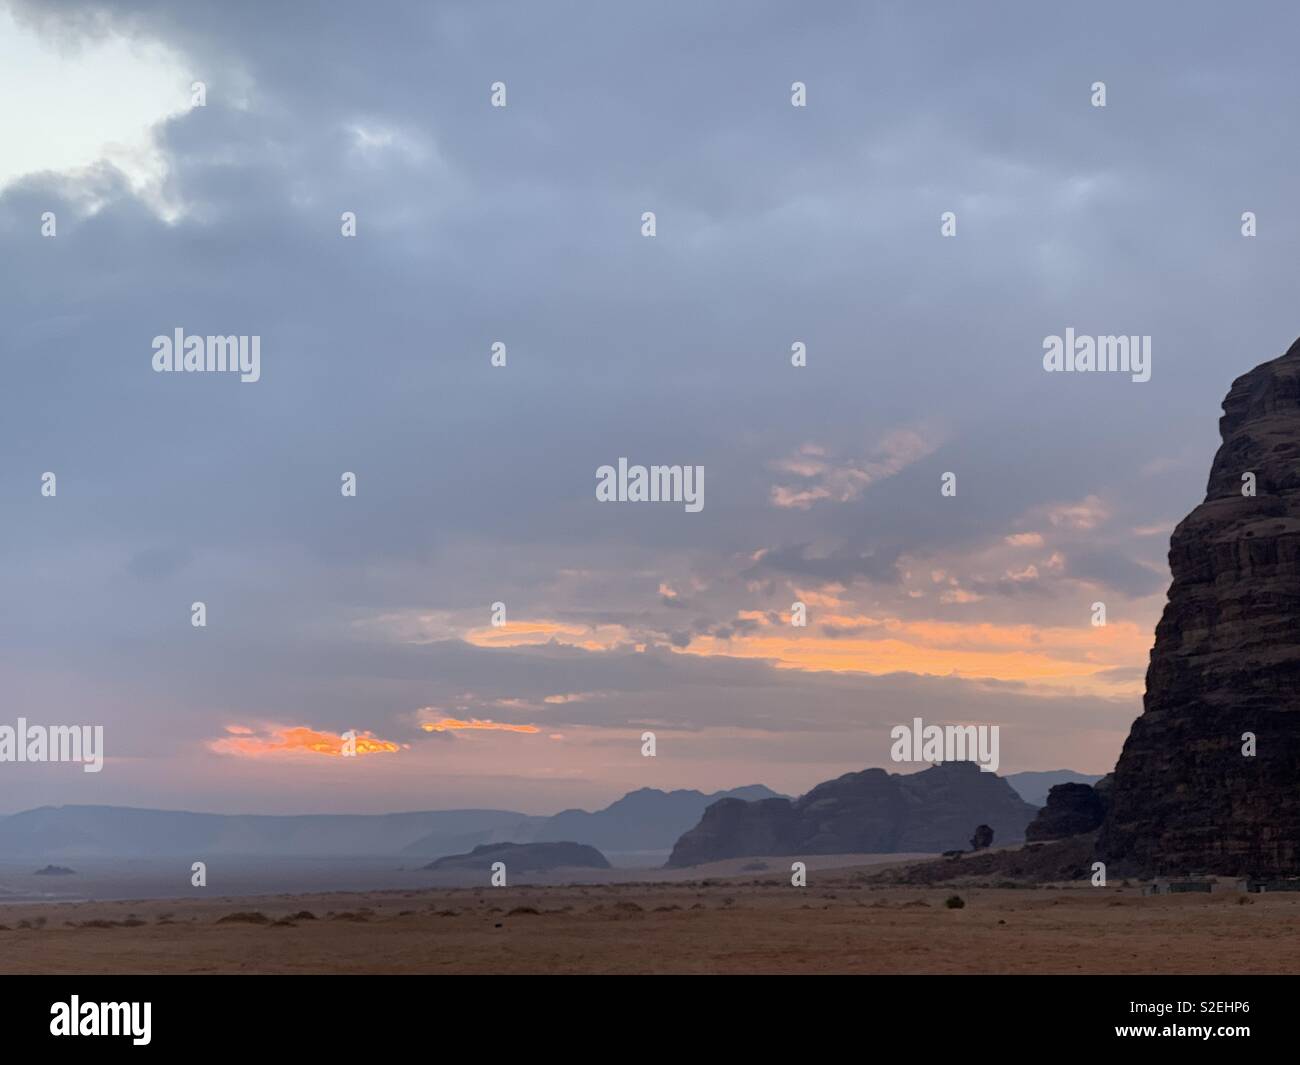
[3,0,1291,810]
[749,543,903,584]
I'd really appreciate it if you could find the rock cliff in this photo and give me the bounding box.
[1098,338,1300,875]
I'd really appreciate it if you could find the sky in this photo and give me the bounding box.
[2,0,1297,815]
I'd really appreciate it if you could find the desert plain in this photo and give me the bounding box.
[3,856,1298,975]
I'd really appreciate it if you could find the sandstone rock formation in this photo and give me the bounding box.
[1098,338,1300,875]
[1025,782,1106,841]
[423,841,610,872]
[666,761,1036,867]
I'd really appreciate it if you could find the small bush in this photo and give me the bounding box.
[944,895,966,910]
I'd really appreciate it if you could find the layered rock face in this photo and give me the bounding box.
[1098,338,1300,875]
[666,761,1035,867]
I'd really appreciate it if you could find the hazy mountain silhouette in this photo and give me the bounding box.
[0,774,1095,863]
[0,786,781,862]
[0,805,542,860]
[1004,770,1103,808]
[521,785,783,851]
[424,841,610,873]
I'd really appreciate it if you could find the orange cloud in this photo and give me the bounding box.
[463,618,632,652]
[543,692,601,704]
[419,717,541,735]
[678,615,1150,696]
[209,725,403,758]
[792,584,849,608]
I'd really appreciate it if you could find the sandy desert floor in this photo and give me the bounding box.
[3,864,1299,974]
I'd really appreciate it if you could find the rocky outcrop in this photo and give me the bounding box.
[867,832,1100,885]
[423,841,609,872]
[1098,338,1300,876]
[667,761,1036,867]
[1005,769,1103,807]
[1025,783,1106,841]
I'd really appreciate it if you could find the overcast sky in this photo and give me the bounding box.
[2,0,1296,815]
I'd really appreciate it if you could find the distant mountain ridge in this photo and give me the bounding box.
[1004,770,1103,808]
[0,785,782,863]
[0,805,541,860]
[518,784,783,852]
[0,773,1094,863]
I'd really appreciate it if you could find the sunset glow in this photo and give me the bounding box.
[208,726,404,758]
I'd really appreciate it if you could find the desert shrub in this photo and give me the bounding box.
[216,911,270,925]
